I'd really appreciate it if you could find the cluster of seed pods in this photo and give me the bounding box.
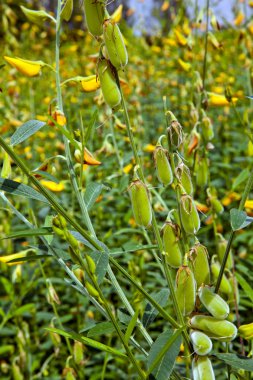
[128,116,238,379]
[84,0,128,109]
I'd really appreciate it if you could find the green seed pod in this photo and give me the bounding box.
[217,235,233,269]
[211,262,232,295]
[74,341,84,365]
[211,197,224,214]
[66,370,76,380]
[85,281,100,298]
[188,243,210,287]
[97,59,121,109]
[180,194,200,235]
[12,363,24,380]
[175,266,196,316]
[154,146,173,186]
[167,119,184,149]
[201,111,214,141]
[162,222,182,268]
[198,285,229,320]
[190,331,213,356]
[207,188,224,214]
[190,315,237,341]
[86,255,96,275]
[84,0,106,37]
[103,19,128,70]
[129,179,152,227]
[195,155,209,187]
[192,356,215,380]
[175,162,193,195]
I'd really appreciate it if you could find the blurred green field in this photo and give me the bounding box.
[1,1,253,379]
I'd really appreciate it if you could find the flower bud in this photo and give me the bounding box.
[129,179,152,227]
[238,322,253,340]
[73,341,84,365]
[175,266,196,316]
[192,356,215,380]
[162,222,182,268]
[175,162,193,195]
[190,315,237,341]
[153,145,173,186]
[84,0,106,37]
[103,19,128,70]
[180,194,200,235]
[190,331,212,356]
[198,285,229,320]
[188,243,210,287]
[201,110,214,141]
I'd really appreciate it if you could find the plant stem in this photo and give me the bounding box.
[202,0,210,91]
[115,70,190,347]
[215,168,253,292]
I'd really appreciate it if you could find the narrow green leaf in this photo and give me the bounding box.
[230,209,251,231]
[20,6,56,25]
[7,254,50,263]
[45,327,127,359]
[147,329,182,380]
[85,109,98,144]
[236,272,253,303]
[61,0,73,21]
[87,251,109,284]
[213,353,253,371]
[232,169,250,190]
[0,345,15,356]
[143,288,169,328]
[124,310,139,344]
[84,182,104,211]
[87,322,117,338]
[0,178,49,203]
[1,227,53,240]
[11,303,35,317]
[10,119,46,146]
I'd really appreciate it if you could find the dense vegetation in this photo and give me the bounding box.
[1,1,253,379]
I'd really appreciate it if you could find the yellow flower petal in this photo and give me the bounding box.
[178,58,192,72]
[174,29,187,46]
[245,200,253,209]
[40,180,65,192]
[234,11,244,26]
[111,4,123,23]
[81,75,100,92]
[0,251,30,265]
[123,163,133,174]
[4,56,43,77]
[208,93,238,106]
[161,1,170,12]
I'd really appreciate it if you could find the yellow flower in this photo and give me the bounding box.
[234,11,244,26]
[208,93,238,107]
[178,58,191,72]
[81,75,100,92]
[111,4,123,23]
[174,29,187,46]
[143,144,156,153]
[161,1,170,12]
[0,250,31,265]
[40,180,65,192]
[123,163,133,174]
[245,200,253,209]
[238,323,253,340]
[4,56,44,77]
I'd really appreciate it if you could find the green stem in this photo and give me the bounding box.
[202,0,210,91]
[55,0,96,237]
[215,168,253,292]
[115,70,190,347]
